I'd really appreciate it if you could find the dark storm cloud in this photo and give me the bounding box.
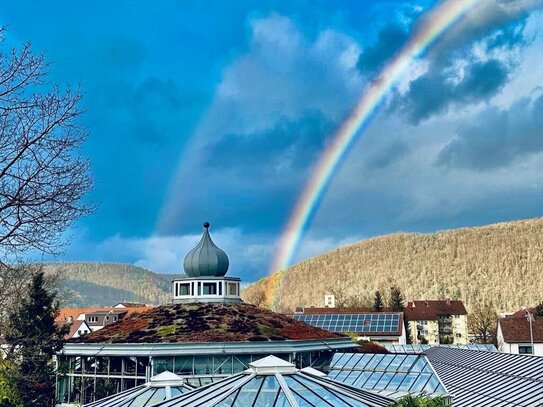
[437,93,543,170]
[168,112,335,233]
[399,58,509,123]
[357,23,409,74]
[371,0,541,124]
[208,111,332,175]
[365,139,410,169]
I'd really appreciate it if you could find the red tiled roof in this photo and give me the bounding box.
[404,300,467,321]
[500,312,543,343]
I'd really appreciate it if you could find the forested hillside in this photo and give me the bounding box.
[42,262,181,307]
[243,218,543,313]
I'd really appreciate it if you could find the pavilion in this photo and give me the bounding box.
[56,223,357,405]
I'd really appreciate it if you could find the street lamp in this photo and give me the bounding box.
[522,306,534,355]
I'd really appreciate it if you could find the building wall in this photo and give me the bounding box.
[497,323,543,355]
[498,341,543,356]
[409,316,468,345]
[452,314,469,344]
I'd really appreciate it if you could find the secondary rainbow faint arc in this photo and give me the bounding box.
[269,0,480,280]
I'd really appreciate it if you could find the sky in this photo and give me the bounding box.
[2,0,543,282]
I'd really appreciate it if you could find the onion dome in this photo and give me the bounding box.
[183,222,229,277]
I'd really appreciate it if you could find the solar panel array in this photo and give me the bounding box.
[327,352,448,400]
[291,313,401,334]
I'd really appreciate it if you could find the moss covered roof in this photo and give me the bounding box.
[69,302,344,344]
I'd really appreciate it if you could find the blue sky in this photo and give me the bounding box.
[2,0,543,281]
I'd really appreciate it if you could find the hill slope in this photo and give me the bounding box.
[42,262,181,307]
[243,218,543,313]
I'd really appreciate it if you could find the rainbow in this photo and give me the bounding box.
[268,0,480,302]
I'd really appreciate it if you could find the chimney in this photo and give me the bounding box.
[446,298,451,305]
[425,300,429,307]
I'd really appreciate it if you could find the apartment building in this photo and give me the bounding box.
[405,299,468,345]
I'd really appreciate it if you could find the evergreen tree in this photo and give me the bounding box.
[373,291,384,312]
[389,286,405,312]
[404,314,413,344]
[535,302,543,318]
[5,270,68,407]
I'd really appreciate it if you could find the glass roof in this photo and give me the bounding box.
[291,313,401,334]
[152,355,394,407]
[83,371,194,407]
[327,353,448,398]
[385,344,498,353]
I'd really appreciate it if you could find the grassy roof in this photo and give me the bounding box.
[69,302,344,343]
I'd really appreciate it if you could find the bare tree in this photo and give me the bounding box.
[468,302,498,344]
[0,28,92,262]
[241,284,267,307]
[0,29,91,340]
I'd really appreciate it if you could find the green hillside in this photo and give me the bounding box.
[42,262,181,307]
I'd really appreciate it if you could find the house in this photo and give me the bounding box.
[64,320,92,340]
[497,308,543,355]
[405,300,468,345]
[55,304,154,337]
[289,304,407,345]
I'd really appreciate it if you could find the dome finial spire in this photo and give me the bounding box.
[183,222,229,277]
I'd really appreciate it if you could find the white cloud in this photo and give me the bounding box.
[210,14,363,135]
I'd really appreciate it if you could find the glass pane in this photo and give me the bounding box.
[110,357,122,374]
[194,356,213,375]
[353,371,372,387]
[232,356,250,373]
[175,356,193,375]
[214,389,241,407]
[256,376,280,405]
[146,388,166,405]
[363,372,383,389]
[154,357,174,374]
[124,357,137,375]
[84,356,96,374]
[95,357,108,374]
[233,376,264,406]
[352,354,373,370]
[397,373,417,391]
[214,356,232,375]
[137,358,148,377]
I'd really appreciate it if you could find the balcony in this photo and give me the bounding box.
[439,326,453,334]
[438,316,453,324]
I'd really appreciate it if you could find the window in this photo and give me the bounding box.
[113,316,118,322]
[227,282,238,296]
[519,345,533,354]
[203,282,217,295]
[179,283,190,296]
[456,333,462,338]
[87,316,98,323]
